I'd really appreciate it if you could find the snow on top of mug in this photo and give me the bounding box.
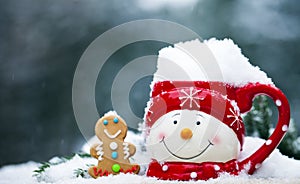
[153,38,273,87]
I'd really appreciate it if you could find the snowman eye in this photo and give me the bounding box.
[196,121,201,125]
[173,120,178,125]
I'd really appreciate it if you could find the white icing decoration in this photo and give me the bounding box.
[266,139,272,145]
[162,165,168,172]
[110,142,118,150]
[95,141,104,161]
[282,125,288,132]
[104,129,121,139]
[190,172,197,179]
[123,142,130,159]
[275,99,282,106]
[214,165,220,171]
[179,87,205,108]
[227,107,242,130]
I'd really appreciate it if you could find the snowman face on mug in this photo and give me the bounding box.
[147,109,240,163]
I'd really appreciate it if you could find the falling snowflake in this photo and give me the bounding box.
[179,87,205,108]
[227,107,243,130]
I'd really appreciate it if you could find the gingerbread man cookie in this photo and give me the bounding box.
[88,111,140,178]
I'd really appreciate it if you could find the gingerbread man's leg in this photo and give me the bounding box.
[88,166,98,179]
[89,161,140,178]
[88,159,114,178]
[118,163,140,174]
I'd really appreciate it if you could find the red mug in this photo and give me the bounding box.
[145,81,290,180]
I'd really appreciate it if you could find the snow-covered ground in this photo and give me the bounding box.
[0,134,299,184]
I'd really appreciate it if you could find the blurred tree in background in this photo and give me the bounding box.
[243,95,272,140]
[243,95,300,159]
[0,0,299,165]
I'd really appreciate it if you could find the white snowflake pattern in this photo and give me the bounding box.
[179,87,205,108]
[227,107,243,130]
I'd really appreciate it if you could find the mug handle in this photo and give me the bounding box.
[235,83,290,174]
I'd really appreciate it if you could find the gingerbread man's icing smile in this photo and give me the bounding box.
[104,129,121,139]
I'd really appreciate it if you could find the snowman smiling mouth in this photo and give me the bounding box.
[160,137,214,160]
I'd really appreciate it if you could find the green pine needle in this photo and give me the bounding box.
[32,152,92,179]
[74,168,87,178]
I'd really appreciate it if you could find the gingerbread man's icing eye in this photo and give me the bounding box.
[103,119,108,125]
[113,117,119,123]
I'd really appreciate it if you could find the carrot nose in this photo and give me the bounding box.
[180,128,193,140]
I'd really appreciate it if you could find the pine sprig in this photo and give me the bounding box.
[33,162,51,175]
[33,162,51,181]
[32,152,92,180]
[74,168,89,178]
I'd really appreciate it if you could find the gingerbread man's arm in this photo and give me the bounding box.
[90,142,104,160]
[123,142,136,159]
